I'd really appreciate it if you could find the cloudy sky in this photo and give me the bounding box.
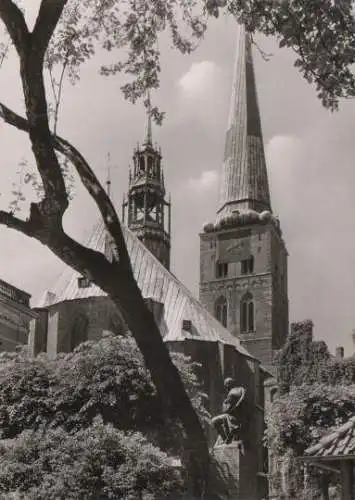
[0,4,354,355]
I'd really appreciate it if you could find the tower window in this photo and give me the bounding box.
[139,156,145,172]
[215,296,228,328]
[216,261,228,278]
[241,256,254,275]
[240,292,254,333]
[147,156,153,177]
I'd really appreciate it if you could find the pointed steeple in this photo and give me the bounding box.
[216,24,271,222]
[143,92,152,147]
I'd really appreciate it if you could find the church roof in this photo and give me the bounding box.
[217,24,271,222]
[37,220,253,357]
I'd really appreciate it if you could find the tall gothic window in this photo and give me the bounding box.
[241,255,254,275]
[216,261,228,278]
[240,292,254,333]
[215,296,228,328]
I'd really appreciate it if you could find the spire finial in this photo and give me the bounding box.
[106,152,111,198]
[143,91,152,146]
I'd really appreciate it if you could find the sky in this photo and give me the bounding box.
[0,4,354,355]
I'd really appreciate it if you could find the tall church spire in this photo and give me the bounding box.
[217,24,271,222]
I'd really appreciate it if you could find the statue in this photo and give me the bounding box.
[212,378,246,447]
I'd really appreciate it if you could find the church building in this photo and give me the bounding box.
[26,23,289,499]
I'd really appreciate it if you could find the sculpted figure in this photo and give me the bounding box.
[212,378,246,445]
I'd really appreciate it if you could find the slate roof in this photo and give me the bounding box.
[216,23,271,221]
[305,416,355,459]
[37,219,253,358]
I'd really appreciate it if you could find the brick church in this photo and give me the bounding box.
[17,23,287,499]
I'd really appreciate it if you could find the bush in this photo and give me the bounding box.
[0,417,184,499]
[0,334,209,453]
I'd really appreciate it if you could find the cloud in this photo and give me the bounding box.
[265,124,355,355]
[178,61,220,97]
[172,60,227,126]
[187,170,219,193]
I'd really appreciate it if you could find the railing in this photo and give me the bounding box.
[0,279,30,307]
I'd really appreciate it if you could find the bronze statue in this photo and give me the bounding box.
[212,378,246,446]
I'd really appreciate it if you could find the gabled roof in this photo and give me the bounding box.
[217,23,271,221]
[305,416,355,459]
[37,220,253,358]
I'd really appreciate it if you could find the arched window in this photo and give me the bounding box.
[139,156,145,172]
[215,296,228,328]
[70,313,89,351]
[147,156,153,177]
[240,292,254,333]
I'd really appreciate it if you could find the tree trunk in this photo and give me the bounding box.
[108,272,211,498]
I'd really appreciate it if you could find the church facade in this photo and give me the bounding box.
[26,23,289,499]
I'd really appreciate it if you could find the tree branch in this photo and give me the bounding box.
[0,0,30,54]
[0,2,70,222]
[0,101,132,273]
[0,209,35,238]
[32,0,69,59]
[0,206,115,290]
[56,136,132,273]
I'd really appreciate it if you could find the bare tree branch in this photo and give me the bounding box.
[32,0,69,59]
[0,205,116,292]
[0,0,70,221]
[0,2,70,222]
[0,101,132,272]
[0,209,35,237]
[0,0,30,54]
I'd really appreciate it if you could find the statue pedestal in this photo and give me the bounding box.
[212,442,242,498]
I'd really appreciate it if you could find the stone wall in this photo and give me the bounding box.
[212,442,268,499]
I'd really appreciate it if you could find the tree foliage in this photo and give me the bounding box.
[267,383,355,457]
[276,320,331,394]
[266,383,355,498]
[269,320,355,497]
[277,320,355,394]
[0,335,211,497]
[0,334,209,454]
[0,417,184,500]
[210,0,355,110]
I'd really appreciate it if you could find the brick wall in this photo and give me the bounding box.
[199,222,288,367]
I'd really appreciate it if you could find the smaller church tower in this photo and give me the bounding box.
[122,96,171,269]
